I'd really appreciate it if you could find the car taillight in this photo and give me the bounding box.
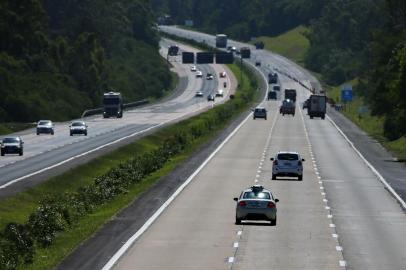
[273,160,278,165]
[267,202,276,208]
[239,201,246,207]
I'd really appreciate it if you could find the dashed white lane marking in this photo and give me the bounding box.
[233,242,239,248]
[320,186,324,190]
[318,181,323,184]
[328,214,333,219]
[237,231,242,236]
[329,224,336,228]
[228,257,235,263]
[336,246,343,251]
[332,234,339,238]
[101,106,255,270]
[325,206,330,210]
[323,199,328,202]
[339,260,347,267]
[321,192,326,196]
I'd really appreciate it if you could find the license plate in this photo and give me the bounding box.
[284,162,290,166]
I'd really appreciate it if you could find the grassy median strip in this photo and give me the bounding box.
[0,60,258,270]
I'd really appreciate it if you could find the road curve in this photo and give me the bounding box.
[0,39,236,197]
[104,27,406,270]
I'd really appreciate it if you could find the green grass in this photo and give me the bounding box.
[326,80,406,160]
[0,61,256,270]
[251,26,310,65]
[0,123,35,135]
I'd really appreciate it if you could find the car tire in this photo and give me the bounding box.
[235,217,242,225]
[36,132,39,135]
[85,132,88,136]
[310,116,314,119]
[1,151,4,156]
[51,131,54,135]
[19,151,23,156]
[270,217,277,226]
[272,174,276,180]
[322,115,325,119]
[70,132,73,136]
[265,117,267,120]
[298,175,303,181]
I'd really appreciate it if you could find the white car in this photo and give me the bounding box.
[206,73,214,80]
[215,89,224,97]
[219,71,226,78]
[234,185,279,226]
[36,120,54,135]
[70,121,88,136]
[190,65,197,72]
[196,71,203,78]
[271,151,305,180]
[195,91,204,97]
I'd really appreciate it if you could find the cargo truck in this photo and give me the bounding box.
[215,34,227,48]
[284,89,297,102]
[307,94,326,119]
[103,92,123,118]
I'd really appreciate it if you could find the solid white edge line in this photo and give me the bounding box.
[326,115,406,210]
[101,56,270,270]
[101,111,253,270]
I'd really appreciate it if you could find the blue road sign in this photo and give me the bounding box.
[341,85,353,102]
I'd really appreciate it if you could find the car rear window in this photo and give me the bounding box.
[2,138,19,143]
[277,153,299,160]
[243,192,270,199]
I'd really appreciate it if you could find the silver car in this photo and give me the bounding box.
[70,121,88,136]
[234,185,279,226]
[271,151,305,180]
[36,120,54,135]
[1,136,24,156]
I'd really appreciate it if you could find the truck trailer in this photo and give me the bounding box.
[215,34,227,48]
[307,94,326,119]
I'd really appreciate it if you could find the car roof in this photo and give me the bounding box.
[277,151,299,155]
[242,185,272,194]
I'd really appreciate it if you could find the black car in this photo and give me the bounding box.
[268,72,278,84]
[1,136,24,156]
[207,94,215,101]
[280,99,295,116]
[253,107,267,120]
[255,61,261,66]
[268,91,277,100]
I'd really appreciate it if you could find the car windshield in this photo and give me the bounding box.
[38,121,51,125]
[103,97,120,105]
[278,153,299,160]
[2,138,19,143]
[243,191,270,199]
[72,122,85,127]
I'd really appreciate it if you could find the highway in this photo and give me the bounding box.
[101,27,406,270]
[0,40,235,196]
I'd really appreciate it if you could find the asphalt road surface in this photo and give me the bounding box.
[102,27,406,270]
[0,39,236,197]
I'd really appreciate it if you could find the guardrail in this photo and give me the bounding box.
[81,99,149,118]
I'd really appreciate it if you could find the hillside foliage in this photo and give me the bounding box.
[0,0,172,122]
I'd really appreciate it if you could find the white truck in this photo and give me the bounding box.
[307,94,326,119]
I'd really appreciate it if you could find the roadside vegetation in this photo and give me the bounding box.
[0,0,172,130]
[0,59,259,269]
[251,26,310,65]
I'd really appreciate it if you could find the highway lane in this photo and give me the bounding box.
[112,77,343,269]
[0,40,235,194]
[108,26,406,269]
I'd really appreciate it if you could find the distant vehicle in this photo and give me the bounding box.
[207,94,215,101]
[255,61,261,66]
[70,121,88,136]
[268,72,278,84]
[195,91,204,97]
[234,185,279,225]
[240,47,251,58]
[271,151,305,180]
[103,92,123,118]
[280,99,295,116]
[190,65,197,72]
[254,41,265,49]
[216,89,224,97]
[168,45,179,56]
[308,95,326,119]
[267,91,277,100]
[302,99,309,109]
[206,73,214,80]
[223,81,227,88]
[1,136,23,156]
[36,120,54,135]
[284,88,297,102]
[219,71,226,78]
[215,34,228,48]
[272,85,281,91]
[196,70,203,78]
[253,107,267,120]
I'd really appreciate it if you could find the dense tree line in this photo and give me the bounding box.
[153,0,405,140]
[0,0,172,122]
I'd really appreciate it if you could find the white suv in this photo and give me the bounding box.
[271,151,305,180]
